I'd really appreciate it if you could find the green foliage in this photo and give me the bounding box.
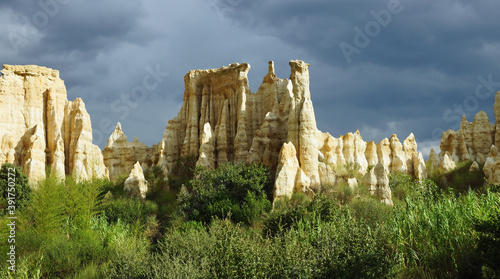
[167,154,197,191]
[101,196,158,225]
[430,160,486,194]
[334,161,360,179]
[30,175,66,237]
[149,214,397,278]
[178,163,272,225]
[474,201,500,277]
[0,163,32,211]
[390,189,500,278]
[144,165,168,196]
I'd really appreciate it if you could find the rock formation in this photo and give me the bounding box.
[0,65,108,181]
[0,62,431,202]
[156,60,426,201]
[432,91,500,184]
[362,162,393,205]
[124,161,148,199]
[103,122,156,181]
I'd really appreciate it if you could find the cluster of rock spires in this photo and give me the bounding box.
[427,91,500,184]
[2,61,497,203]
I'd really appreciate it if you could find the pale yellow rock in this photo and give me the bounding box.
[483,145,498,182]
[274,142,300,199]
[413,152,427,180]
[298,99,320,190]
[124,162,148,199]
[440,152,457,173]
[472,111,494,163]
[65,98,108,181]
[365,141,378,167]
[353,130,368,173]
[23,124,46,181]
[0,65,108,181]
[347,178,358,189]
[295,168,314,198]
[377,138,392,169]
[197,122,215,169]
[389,135,407,173]
[403,133,417,174]
[318,162,336,189]
[427,148,440,174]
[103,122,154,181]
[469,161,480,173]
[491,160,500,184]
[362,162,393,205]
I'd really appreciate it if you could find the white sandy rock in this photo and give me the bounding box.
[124,162,148,199]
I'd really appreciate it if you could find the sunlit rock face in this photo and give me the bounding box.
[0,65,108,181]
[155,60,426,200]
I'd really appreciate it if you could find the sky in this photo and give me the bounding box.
[1,0,500,158]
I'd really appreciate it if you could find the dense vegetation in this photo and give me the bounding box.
[0,160,499,278]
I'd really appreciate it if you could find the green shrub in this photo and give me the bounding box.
[178,163,272,225]
[0,163,32,212]
[474,198,500,277]
[30,175,66,238]
[101,197,158,225]
[167,155,197,191]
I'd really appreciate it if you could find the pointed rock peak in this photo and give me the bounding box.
[132,161,142,171]
[429,148,436,156]
[389,134,400,142]
[115,122,123,132]
[489,145,498,157]
[106,122,127,147]
[263,61,279,83]
[474,111,490,122]
[406,133,415,141]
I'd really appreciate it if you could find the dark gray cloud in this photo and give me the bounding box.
[1,0,499,158]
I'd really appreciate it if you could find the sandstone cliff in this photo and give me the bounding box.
[0,65,108,181]
[156,60,427,200]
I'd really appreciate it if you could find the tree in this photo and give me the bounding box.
[178,163,272,225]
[0,163,31,211]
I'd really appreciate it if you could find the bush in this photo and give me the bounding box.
[0,163,31,211]
[167,155,197,191]
[178,163,272,226]
[474,198,500,277]
[101,197,158,225]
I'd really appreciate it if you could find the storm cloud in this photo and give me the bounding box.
[1,0,499,157]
